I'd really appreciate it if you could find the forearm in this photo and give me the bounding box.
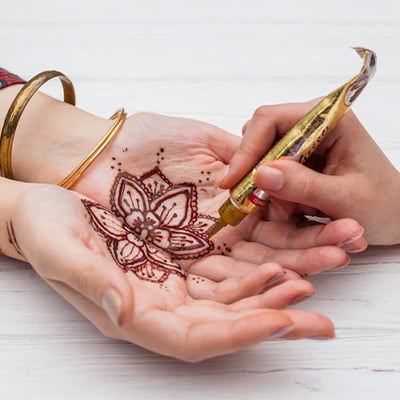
[0,84,113,184]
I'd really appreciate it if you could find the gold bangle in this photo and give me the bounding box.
[58,108,127,189]
[0,70,76,179]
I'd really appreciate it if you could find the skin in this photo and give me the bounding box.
[5,184,336,362]
[221,101,400,246]
[0,87,370,361]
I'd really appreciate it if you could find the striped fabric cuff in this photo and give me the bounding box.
[0,68,25,89]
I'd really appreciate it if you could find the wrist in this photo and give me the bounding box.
[0,177,36,260]
[0,85,113,184]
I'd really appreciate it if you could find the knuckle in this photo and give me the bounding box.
[253,105,270,119]
[299,174,316,201]
[74,265,96,296]
[262,262,283,275]
[286,229,298,248]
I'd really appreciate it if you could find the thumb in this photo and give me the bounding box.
[29,238,135,329]
[254,159,344,214]
[12,186,134,329]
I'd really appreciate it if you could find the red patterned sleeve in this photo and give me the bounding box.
[0,68,25,89]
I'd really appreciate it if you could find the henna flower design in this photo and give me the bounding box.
[83,200,186,283]
[110,168,215,259]
[82,167,216,283]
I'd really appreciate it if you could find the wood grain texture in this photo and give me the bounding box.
[1,0,400,398]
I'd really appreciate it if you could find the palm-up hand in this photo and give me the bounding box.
[12,185,335,362]
[75,112,364,282]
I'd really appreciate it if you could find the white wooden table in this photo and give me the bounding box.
[1,1,400,398]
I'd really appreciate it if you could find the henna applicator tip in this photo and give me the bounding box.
[208,219,227,239]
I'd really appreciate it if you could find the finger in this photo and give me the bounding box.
[254,159,346,213]
[231,279,316,310]
[251,218,365,250]
[187,262,286,303]
[185,255,256,281]
[207,127,241,164]
[281,310,335,340]
[221,101,319,189]
[179,310,295,361]
[230,242,349,276]
[340,236,368,253]
[220,106,283,188]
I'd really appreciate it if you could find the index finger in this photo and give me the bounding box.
[219,101,319,189]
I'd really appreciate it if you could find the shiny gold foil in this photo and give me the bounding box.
[209,47,376,238]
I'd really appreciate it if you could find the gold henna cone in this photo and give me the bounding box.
[208,47,376,238]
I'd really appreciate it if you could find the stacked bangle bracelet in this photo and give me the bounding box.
[0,70,126,189]
[58,108,127,189]
[0,70,76,179]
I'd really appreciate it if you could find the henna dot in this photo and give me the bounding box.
[201,171,204,174]
[112,157,116,161]
[161,157,164,160]
[111,166,115,169]
[118,162,122,166]
[206,178,209,181]
[160,148,164,152]
[118,169,122,172]
[207,171,211,175]
[156,153,160,156]
[198,180,202,183]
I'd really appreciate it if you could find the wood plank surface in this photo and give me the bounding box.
[1,1,400,398]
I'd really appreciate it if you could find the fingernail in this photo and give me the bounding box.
[308,335,334,341]
[266,326,294,340]
[260,272,286,293]
[339,227,364,247]
[256,166,284,191]
[347,246,367,254]
[289,293,314,306]
[101,287,122,328]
